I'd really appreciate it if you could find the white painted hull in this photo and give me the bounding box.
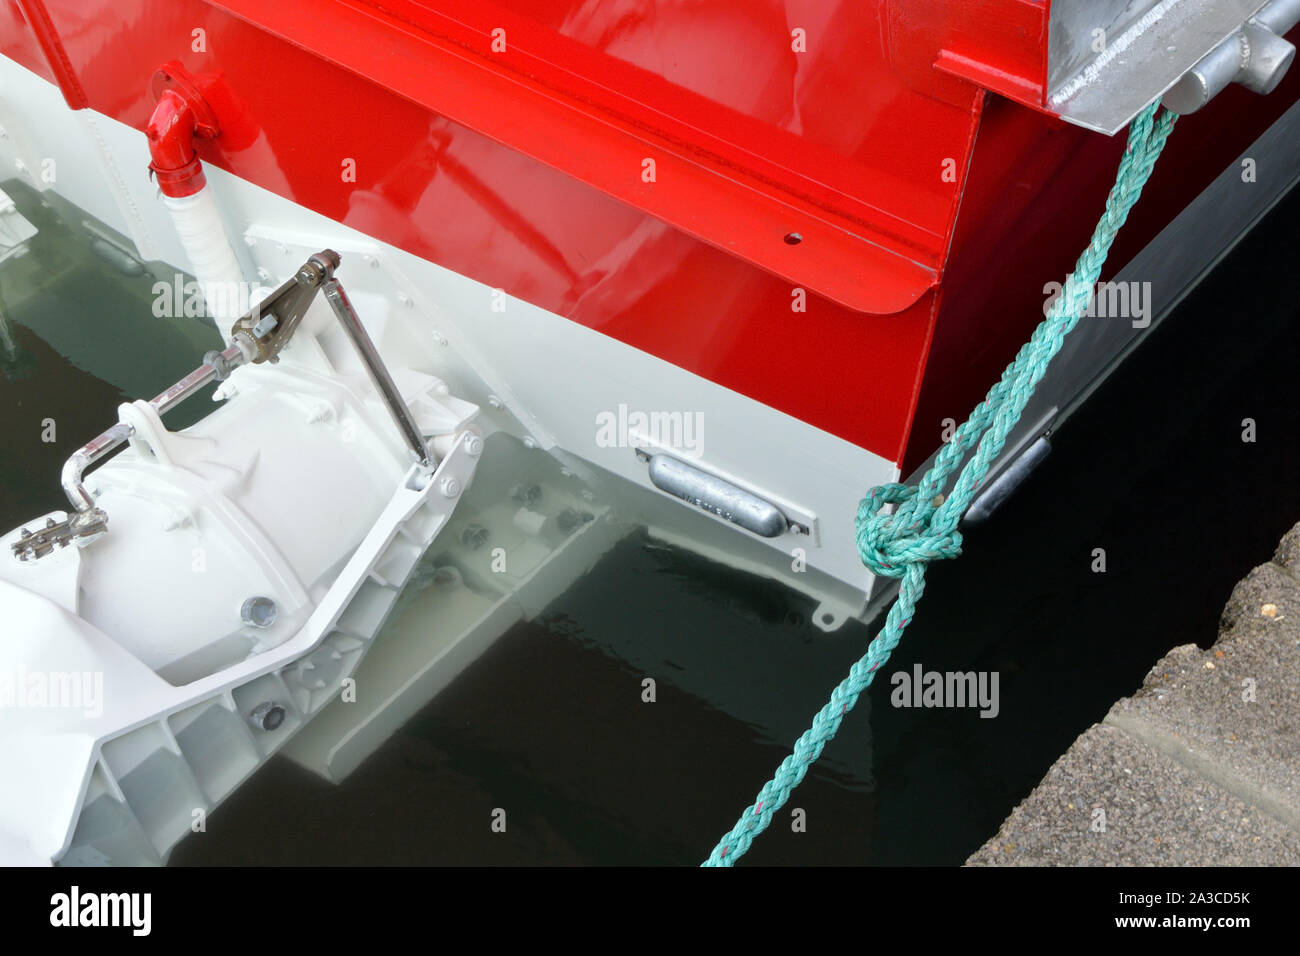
[1,56,1298,865]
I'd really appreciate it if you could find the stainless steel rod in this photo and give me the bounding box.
[62,422,133,512]
[321,278,433,467]
[63,344,247,511]
[151,363,217,415]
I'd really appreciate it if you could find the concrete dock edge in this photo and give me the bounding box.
[967,522,1300,866]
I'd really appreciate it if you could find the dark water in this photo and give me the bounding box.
[2,177,1297,866]
[0,181,222,521]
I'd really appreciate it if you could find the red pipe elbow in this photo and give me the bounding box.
[147,87,208,198]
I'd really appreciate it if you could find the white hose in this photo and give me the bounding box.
[162,186,246,326]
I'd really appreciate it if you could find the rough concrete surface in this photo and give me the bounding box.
[968,522,1300,866]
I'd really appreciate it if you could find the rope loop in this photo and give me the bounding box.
[855,483,962,579]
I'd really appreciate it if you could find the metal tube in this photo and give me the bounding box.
[62,344,247,512]
[149,344,243,414]
[63,422,133,512]
[1258,0,1300,36]
[151,363,218,415]
[321,278,433,467]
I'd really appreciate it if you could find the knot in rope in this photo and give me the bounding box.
[854,482,962,579]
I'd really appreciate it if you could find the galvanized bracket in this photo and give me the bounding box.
[1047,0,1298,134]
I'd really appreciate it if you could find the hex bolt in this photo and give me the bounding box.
[249,701,287,732]
[241,596,277,629]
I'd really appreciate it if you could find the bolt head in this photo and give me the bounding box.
[241,595,277,628]
[440,476,461,498]
[250,701,286,732]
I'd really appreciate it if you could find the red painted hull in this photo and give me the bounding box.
[4,0,1297,470]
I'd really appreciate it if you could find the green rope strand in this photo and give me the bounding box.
[703,101,1177,867]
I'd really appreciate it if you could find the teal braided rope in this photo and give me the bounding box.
[702,102,1177,867]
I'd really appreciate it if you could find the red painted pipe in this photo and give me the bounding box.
[14,0,88,109]
[146,88,210,198]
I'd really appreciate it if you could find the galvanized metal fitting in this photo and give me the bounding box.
[1163,0,1300,114]
[202,348,238,381]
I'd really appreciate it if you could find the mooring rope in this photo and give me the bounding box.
[703,101,1177,866]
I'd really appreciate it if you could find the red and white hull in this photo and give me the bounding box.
[1,0,1298,864]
